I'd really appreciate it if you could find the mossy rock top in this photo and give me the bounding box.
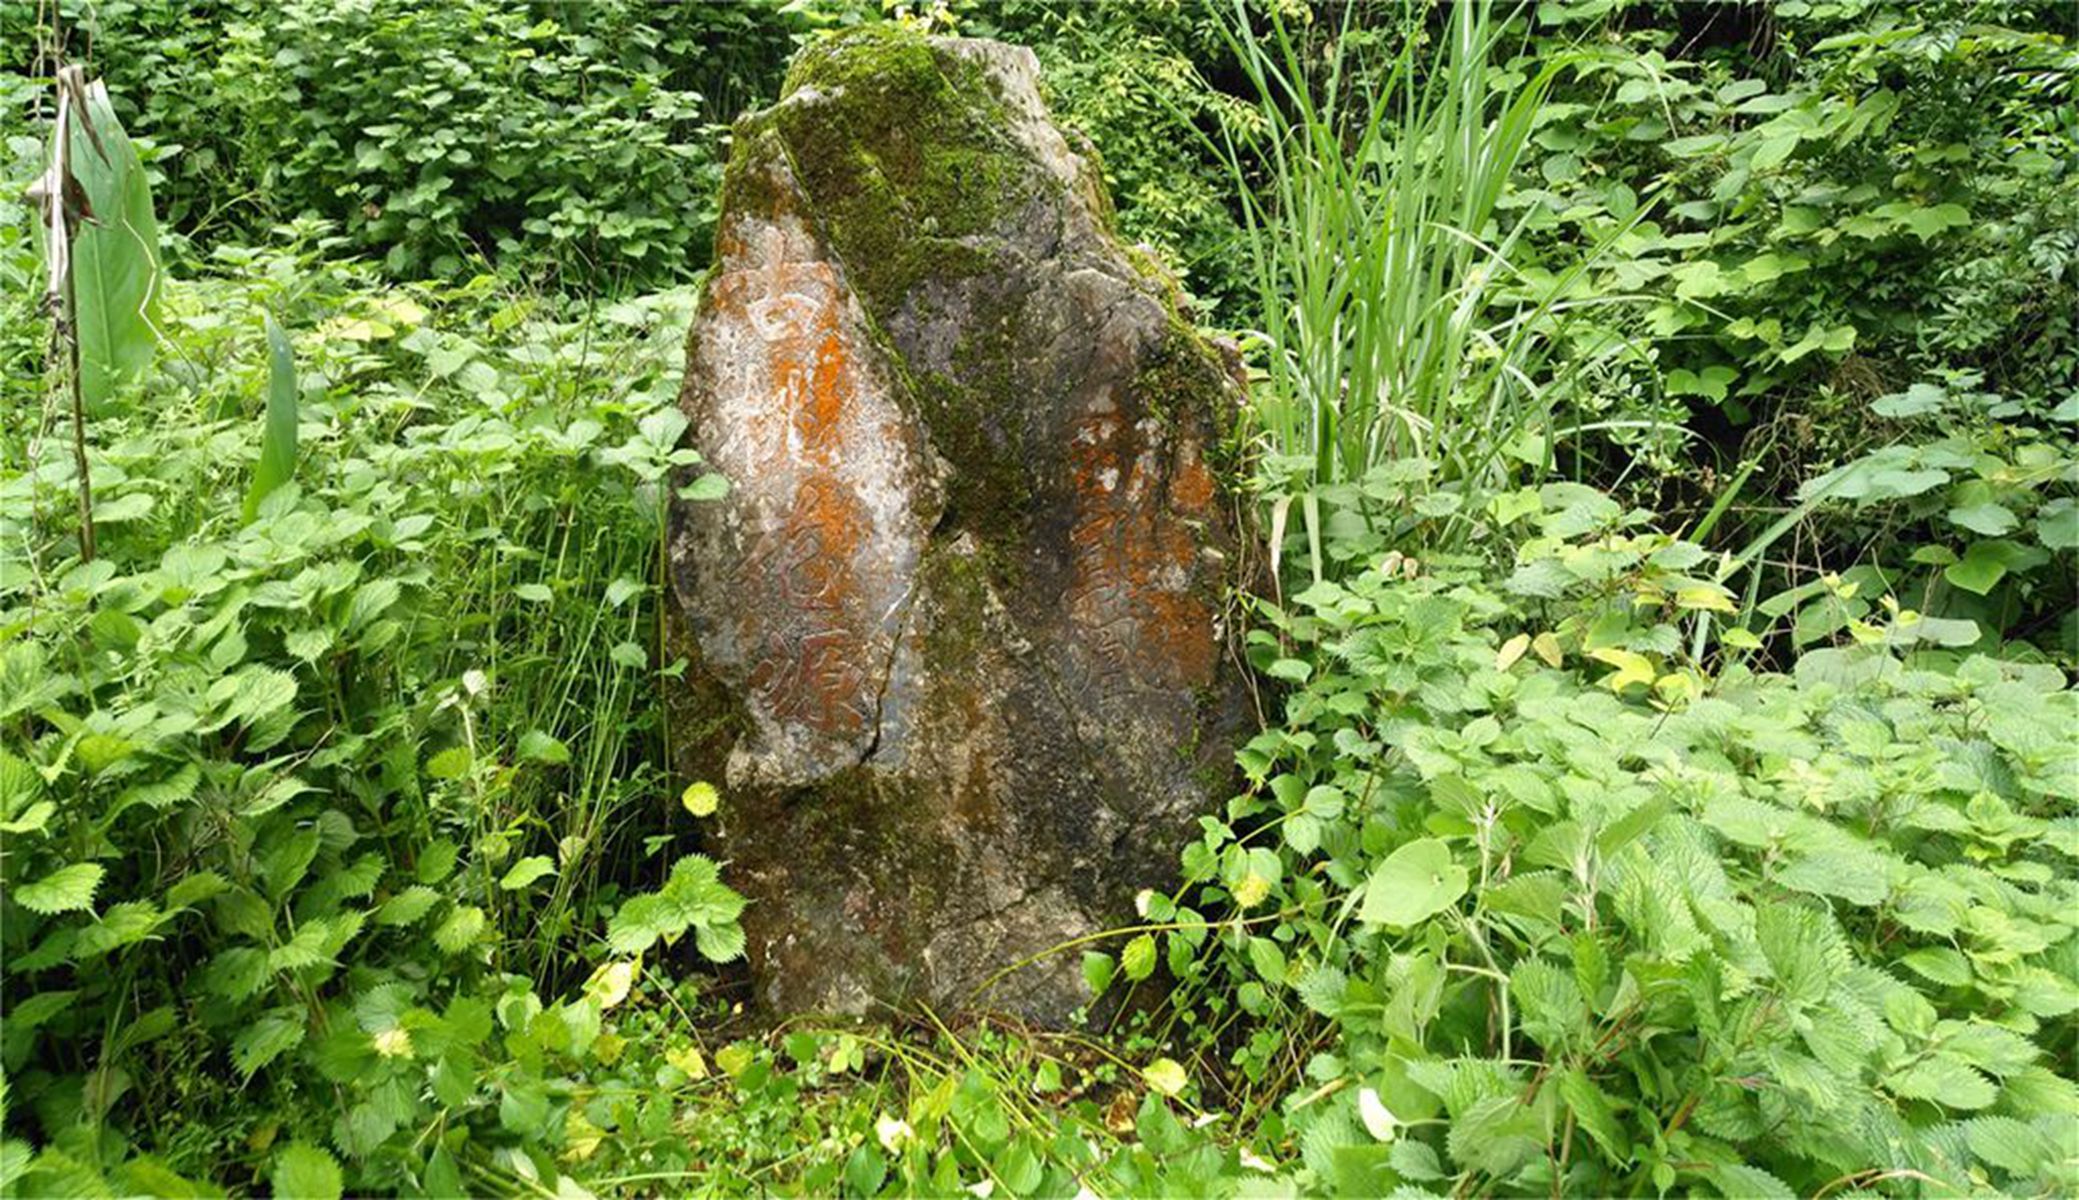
[668,27,1248,1022]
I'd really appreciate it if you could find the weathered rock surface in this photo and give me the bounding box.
[667,27,1247,1021]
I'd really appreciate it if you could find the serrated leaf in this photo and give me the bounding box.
[694,920,746,962]
[202,946,268,1000]
[1557,1069,1630,1162]
[426,746,471,780]
[164,870,228,910]
[433,905,487,954]
[516,730,569,765]
[1899,947,1970,987]
[284,628,334,663]
[1889,1055,1996,1109]
[269,921,332,972]
[234,1010,307,1079]
[1121,934,1157,982]
[681,781,720,817]
[75,900,164,957]
[225,666,298,727]
[1963,1116,2049,1176]
[376,885,440,926]
[270,1141,341,1200]
[607,894,667,955]
[15,863,105,914]
[1712,1163,1795,1200]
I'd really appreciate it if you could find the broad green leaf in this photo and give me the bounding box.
[1082,951,1115,996]
[499,856,555,891]
[1871,383,1945,418]
[1945,541,2011,595]
[2037,497,2079,551]
[61,79,162,414]
[1749,132,1799,170]
[1947,502,2019,537]
[1358,839,1468,929]
[1142,1058,1188,1098]
[678,473,731,501]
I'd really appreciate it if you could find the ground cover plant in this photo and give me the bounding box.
[2,0,2074,1197]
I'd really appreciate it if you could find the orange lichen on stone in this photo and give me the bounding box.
[1063,411,1218,694]
[699,216,892,745]
[1171,449,1216,514]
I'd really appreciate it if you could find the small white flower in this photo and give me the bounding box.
[875,1114,914,1154]
[1238,1146,1277,1173]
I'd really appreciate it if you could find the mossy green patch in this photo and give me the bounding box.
[768,27,1035,325]
[1128,316,1231,431]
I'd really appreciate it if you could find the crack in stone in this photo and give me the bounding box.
[858,576,924,767]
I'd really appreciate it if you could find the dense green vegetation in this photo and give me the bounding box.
[3,1,2073,1197]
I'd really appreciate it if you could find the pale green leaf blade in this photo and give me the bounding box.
[244,317,299,522]
[66,80,162,413]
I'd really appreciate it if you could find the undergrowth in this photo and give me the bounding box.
[2,1,2075,1198]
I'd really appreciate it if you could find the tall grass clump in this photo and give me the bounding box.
[1219,0,1639,577]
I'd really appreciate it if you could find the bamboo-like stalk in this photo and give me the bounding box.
[31,65,96,561]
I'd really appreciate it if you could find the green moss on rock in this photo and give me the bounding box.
[1128,316,1231,431]
[769,27,1034,324]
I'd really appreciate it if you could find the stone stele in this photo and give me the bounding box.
[666,25,1248,1022]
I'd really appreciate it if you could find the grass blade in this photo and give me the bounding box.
[243,317,298,523]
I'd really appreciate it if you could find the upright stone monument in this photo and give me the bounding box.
[667,26,1247,1020]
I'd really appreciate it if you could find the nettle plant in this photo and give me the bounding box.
[1096,483,2079,1197]
[0,229,745,1194]
[1774,374,2078,661]
[1512,1,2076,429]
